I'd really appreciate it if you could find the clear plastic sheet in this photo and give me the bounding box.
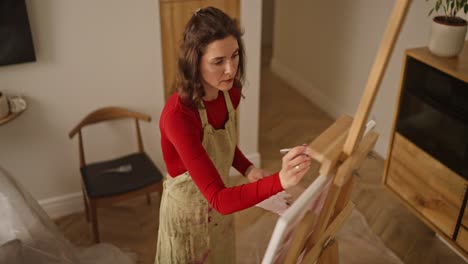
[236,204,403,264]
[336,209,403,264]
[0,166,136,264]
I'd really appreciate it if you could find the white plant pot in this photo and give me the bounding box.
[0,93,9,119]
[429,16,467,57]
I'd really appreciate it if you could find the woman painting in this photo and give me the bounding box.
[156,7,311,264]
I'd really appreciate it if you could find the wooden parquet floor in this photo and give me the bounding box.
[55,52,465,264]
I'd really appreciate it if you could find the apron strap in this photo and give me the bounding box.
[223,90,235,113]
[199,102,209,127]
[199,91,234,127]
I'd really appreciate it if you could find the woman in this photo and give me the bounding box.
[156,7,312,264]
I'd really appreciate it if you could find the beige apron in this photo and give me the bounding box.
[155,91,237,264]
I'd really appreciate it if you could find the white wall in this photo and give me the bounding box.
[0,0,263,218]
[239,0,262,163]
[271,0,468,158]
[0,0,166,203]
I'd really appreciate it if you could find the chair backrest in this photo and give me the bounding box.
[68,106,151,167]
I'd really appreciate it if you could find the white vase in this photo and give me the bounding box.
[0,92,9,119]
[429,16,468,57]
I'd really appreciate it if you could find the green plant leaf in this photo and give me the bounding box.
[462,0,468,14]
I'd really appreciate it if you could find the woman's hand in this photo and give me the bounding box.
[245,165,270,183]
[279,145,312,189]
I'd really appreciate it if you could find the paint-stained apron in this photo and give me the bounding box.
[155,91,237,264]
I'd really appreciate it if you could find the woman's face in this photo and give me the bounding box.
[200,35,239,98]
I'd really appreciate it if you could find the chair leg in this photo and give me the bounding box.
[158,181,163,204]
[82,190,90,222]
[317,239,339,264]
[90,201,100,243]
[146,193,151,205]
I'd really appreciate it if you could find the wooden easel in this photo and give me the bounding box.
[282,1,411,263]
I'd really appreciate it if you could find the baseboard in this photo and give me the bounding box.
[39,152,262,219]
[39,192,84,219]
[269,58,388,158]
[270,57,346,119]
[436,234,468,262]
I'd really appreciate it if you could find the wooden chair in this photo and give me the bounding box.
[263,1,411,263]
[69,106,163,243]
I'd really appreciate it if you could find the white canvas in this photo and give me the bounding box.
[262,120,376,264]
[262,174,332,264]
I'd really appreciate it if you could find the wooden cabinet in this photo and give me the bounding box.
[383,42,468,258]
[159,0,240,100]
[387,133,465,237]
[457,227,468,252]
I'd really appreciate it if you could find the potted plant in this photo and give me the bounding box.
[427,0,468,57]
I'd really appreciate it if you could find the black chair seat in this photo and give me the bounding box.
[80,152,163,198]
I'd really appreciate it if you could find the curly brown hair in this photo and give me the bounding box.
[175,7,245,108]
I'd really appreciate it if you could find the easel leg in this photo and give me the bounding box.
[333,177,355,221]
[317,239,339,264]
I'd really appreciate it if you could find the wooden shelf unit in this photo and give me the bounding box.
[383,41,468,258]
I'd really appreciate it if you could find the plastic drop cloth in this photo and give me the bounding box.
[0,166,136,264]
[238,192,403,264]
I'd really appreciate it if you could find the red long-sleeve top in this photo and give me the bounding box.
[159,87,283,215]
